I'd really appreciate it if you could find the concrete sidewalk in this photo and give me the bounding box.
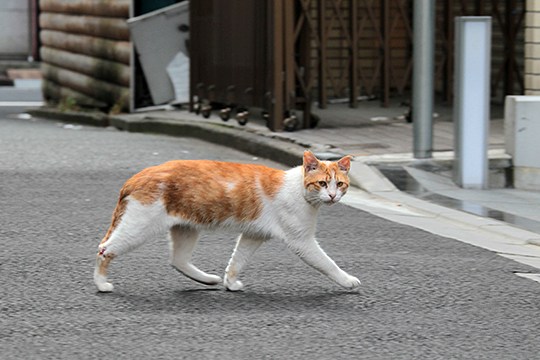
[28,104,540,273]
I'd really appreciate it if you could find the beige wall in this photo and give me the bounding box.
[525,0,540,94]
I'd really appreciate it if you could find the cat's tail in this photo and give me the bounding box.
[100,192,129,246]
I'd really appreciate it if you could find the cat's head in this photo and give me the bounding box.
[302,150,352,206]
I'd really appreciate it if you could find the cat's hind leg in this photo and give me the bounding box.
[94,251,115,293]
[94,226,141,293]
[169,225,222,285]
[223,234,264,291]
[94,199,168,292]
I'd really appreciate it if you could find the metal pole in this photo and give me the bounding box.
[412,0,435,159]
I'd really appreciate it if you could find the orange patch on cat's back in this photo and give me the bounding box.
[258,165,285,198]
[123,160,285,225]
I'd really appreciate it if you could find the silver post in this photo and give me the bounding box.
[412,0,435,159]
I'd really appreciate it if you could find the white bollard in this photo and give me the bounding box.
[453,17,491,189]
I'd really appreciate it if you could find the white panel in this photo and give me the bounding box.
[128,2,189,105]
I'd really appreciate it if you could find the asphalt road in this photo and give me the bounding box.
[1,112,540,359]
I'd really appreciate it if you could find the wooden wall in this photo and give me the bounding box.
[39,0,131,110]
[304,0,524,105]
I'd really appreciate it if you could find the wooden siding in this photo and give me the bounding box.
[39,0,130,110]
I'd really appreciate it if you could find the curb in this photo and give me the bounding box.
[109,115,306,167]
[349,160,540,249]
[26,107,306,168]
[27,108,109,127]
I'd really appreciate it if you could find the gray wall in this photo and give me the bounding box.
[0,1,30,58]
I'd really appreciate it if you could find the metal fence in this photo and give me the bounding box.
[190,0,524,131]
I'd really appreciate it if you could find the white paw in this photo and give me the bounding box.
[341,275,361,289]
[224,277,244,292]
[94,273,114,292]
[96,281,114,293]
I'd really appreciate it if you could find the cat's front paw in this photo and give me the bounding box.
[224,276,244,292]
[340,275,361,289]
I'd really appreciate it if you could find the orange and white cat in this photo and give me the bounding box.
[94,150,361,292]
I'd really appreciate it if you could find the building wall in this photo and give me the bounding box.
[525,0,540,95]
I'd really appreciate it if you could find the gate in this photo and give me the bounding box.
[298,0,524,108]
[190,0,310,131]
[294,0,413,108]
[190,1,524,131]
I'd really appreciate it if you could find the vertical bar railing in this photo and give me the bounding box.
[269,0,284,131]
[505,0,516,95]
[284,1,295,112]
[349,0,358,108]
[317,0,327,108]
[381,0,390,107]
[296,1,313,128]
[443,0,454,103]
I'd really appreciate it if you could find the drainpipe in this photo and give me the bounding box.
[412,0,435,159]
[30,0,39,61]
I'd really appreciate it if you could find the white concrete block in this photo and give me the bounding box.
[505,95,540,190]
[514,167,540,191]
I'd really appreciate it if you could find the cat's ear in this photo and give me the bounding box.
[303,150,320,173]
[337,155,352,173]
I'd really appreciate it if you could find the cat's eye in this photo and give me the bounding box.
[337,181,344,187]
[318,181,327,188]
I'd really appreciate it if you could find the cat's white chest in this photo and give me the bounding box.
[255,167,318,239]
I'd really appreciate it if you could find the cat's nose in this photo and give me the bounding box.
[329,193,336,200]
